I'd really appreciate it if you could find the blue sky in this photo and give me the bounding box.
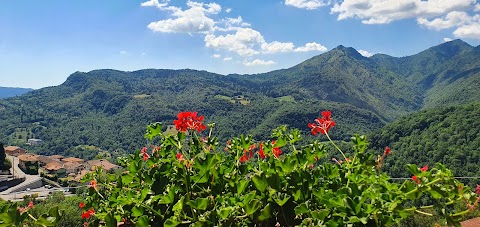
[1,0,479,89]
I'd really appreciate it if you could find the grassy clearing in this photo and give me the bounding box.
[133,94,151,99]
[276,95,296,102]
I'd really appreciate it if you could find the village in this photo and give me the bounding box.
[0,145,120,201]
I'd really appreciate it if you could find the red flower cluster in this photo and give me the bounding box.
[308,111,336,135]
[141,147,150,161]
[240,144,255,163]
[176,153,191,167]
[173,112,207,132]
[271,141,282,158]
[258,143,265,159]
[79,202,85,208]
[81,209,95,219]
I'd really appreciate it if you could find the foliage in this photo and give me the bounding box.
[81,112,478,226]
[370,103,480,186]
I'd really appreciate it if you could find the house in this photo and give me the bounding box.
[48,155,64,161]
[5,146,26,157]
[17,154,39,174]
[86,159,120,172]
[45,162,66,177]
[27,139,43,145]
[63,161,84,174]
[62,157,84,163]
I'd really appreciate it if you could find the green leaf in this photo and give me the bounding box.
[188,198,209,211]
[311,209,330,221]
[244,199,261,215]
[173,196,184,213]
[236,179,249,195]
[122,174,134,185]
[258,204,272,221]
[295,203,309,215]
[274,193,291,206]
[105,212,117,227]
[164,217,180,227]
[218,207,233,219]
[136,216,150,227]
[145,122,163,141]
[132,206,144,217]
[252,174,268,192]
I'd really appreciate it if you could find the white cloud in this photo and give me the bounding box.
[294,42,328,52]
[212,54,221,58]
[358,49,373,57]
[417,11,471,30]
[120,50,127,54]
[205,28,263,56]
[331,0,476,24]
[145,1,221,34]
[475,4,480,11]
[417,11,480,40]
[453,22,480,39]
[261,41,295,53]
[285,0,330,10]
[443,37,453,42]
[217,16,251,31]
[226,8,232,13]
[243,59,276,66]
[223,57,232,61]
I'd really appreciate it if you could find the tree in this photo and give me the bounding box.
[0,142,5,168]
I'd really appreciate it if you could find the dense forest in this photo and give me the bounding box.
[0,40,478,164]
[369,103,480,185]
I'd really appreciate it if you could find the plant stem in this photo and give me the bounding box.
[415,209,433,216]
[325,132,347,160]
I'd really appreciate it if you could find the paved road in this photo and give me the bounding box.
[0,155,42,195]
[0,186,73,201]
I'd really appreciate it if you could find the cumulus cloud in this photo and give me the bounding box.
[358,50,373,57]
[285,0,330,10]
[212,54,221,58]
[120,50,127,54]
[223,56,232,61]
[475,4,480,11]
[261,41,295,53]
[205,28,263,56]
[294,42,328,52]
[145,1,221,33]
[443,37,453,42]
[331,0,475,24]
[417,11,472,30]
[417,10,480,40]
[226,8,232,13]
[217,16,251,31]
[243,59,276,66]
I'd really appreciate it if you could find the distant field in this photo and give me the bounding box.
[214,95,250,105]
[276,95,296,102]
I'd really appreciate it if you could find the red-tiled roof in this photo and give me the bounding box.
[62,157,84,163]
[5,146,20,151]
[461,217,480,227]
[48,155,64,160]
[18,154,39,162]
[45,162,63,171]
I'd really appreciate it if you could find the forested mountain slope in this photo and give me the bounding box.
[0,40,478,159]
[369,103,480,184]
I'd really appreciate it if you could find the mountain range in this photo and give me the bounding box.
[0,87,33,99]
[0,39,478,159]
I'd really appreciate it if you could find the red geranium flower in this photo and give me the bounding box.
[176,153,184,161]
[420,165,428,172]
[475,185,480,195]
[258,143,266,159]
[239,154,249,163]
[308,111,336,135]
[28,201,34,208]
[140,147,150,161]
[81,209,95,219]
[412,176,420,184]
[79,202,85,208]
[89,180,97,190]
[271,140,282,158]
[173,112,207,132]
[384,146,391,155]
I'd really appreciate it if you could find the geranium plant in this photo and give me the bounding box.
[81,111,478,227]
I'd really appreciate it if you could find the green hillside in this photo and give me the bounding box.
[369,103,480,185]
[0,40,478,159]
